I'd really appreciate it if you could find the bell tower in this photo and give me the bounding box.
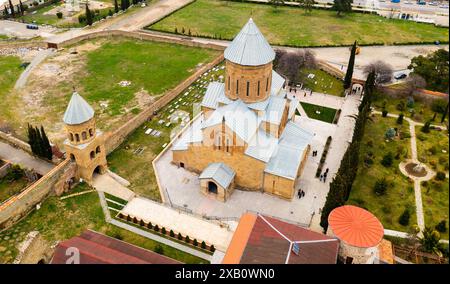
[63,91,107,184]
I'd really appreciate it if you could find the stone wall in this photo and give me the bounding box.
[0,159,77,230]
[104,53,224,154]
[0,130,32,154]
[0,161,11,178]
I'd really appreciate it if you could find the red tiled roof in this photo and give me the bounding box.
[51,230,181,264]
[328,205,384,248]
[223,213,339,264]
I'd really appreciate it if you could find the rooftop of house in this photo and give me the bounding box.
[222,213,339,264]
[50,230,181,264]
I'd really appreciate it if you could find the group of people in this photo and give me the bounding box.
[319,168,329,183]
[297,189,305,199]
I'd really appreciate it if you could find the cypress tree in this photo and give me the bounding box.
[40,125,52,160]
[114,0,119,13]
[85,4,93,26]
[4,6,8,18]
[27,123,37,155]
[8,0,14,17]
[344,41,357,89]
[35,126,44,158]
[121,0,126,10]
[441,102,448,123]
[19,0,24,16]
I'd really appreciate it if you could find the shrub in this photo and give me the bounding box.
[133,217,138,224]
[210,245,215,252]
[126,215,131,222]
[201,241,206,249]
[396,114,404,125]
[154,225,159,232]
[381,152,394,167]
[436,220,447,233]
[406,96,414,108]
[367,140,373,147]
[428,146,437,155]
[193,239,198,246]
[139,219,145,226]
[185,236,190,243]
[382,109,388,117]
[177,233,182,240]
[385,128,396,140]
[56,12,63,19]
[436,171,446,181]
[108,9,113,16]
[398,208,410,226]
[78,14,86,23]
[374,178,388,195]
[147,222,152,229]
[113,232,123,240]
[421,121,431,133]
[169,230,175,237]
[396,101,405,111]
[161,227,166,235]
[154,244,164,255]
[5,165,24,181]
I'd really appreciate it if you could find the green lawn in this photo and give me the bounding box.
[422,179,449,240]
[299,68,344,97]
[149,0,449,46]
[372,91,448,126]
[21,3,82,28]
[416,126,449,174]
[107,63,225,199]
[0,177,29,204]
[300,102,337,123]
[347,116,417,231]
[0,183,206,264]
[0,56,23,126]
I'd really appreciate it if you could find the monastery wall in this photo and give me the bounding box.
[0,159,77,230]
[0,130,32,154]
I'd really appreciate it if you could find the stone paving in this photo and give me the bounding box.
[92,173,136,201]
[0,141,54,175]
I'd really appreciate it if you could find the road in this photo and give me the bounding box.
[0,20,58,39]
[0,141,54,175]
[14,48,55,90]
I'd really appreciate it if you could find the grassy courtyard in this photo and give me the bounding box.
[298,68,344,97]
[149,0,449,46]
[347,116,417,231]
[416,126,449,174]
[0,177,29,204]
[107,63,225,199]
[422,179,449,240]
[6,38,219,143]
[0,56,23,126]
[0,183,206,264]
[300,102,337,123]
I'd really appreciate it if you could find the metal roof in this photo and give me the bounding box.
[244,130,278,163]
[201,82,225,109]
[263,95,286,125]
[224,18,275,66]
[199,162,236,189]
[271,70,285,96]
[172,117,203,151]
[264,122,313,179]
[63,92,95,125]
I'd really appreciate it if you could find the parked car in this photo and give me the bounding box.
[404,1,413,4]
[26,24,39,30]
[394,73,407,80]
[391,0,400,3]
[417,0,426,5]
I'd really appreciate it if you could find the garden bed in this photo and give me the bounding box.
[300,102,337,123]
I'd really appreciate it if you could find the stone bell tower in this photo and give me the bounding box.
[63,91,107,184]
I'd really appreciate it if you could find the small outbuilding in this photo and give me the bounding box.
[199,162,235,202]
[327,205,385,264]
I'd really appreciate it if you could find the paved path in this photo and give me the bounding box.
[97,191,212,261]
[14,48,55,90]
[0,141,54,175]
[92,173,135,201]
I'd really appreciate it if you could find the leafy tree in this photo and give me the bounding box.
[56,12,63,19]
[201,241,207,249]
[405,74,426,96]
[419,227,442,256]
[398,208,410,226]
[397,114,404,125]
[385,128,396,140]
[296,0,315,13]
[344,41,357,89]
[436,220,447,233]
[435,171,446,181]
[332,0,352,16]
[408,49,449,93]
[374,178,388,195]
[85,4,93,26]
[269,0,285,8]
[114,0,119,13]
[381,152,394,167]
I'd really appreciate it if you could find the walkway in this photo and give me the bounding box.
[97,191,212,261]
[92,173,135,201]
[14,48,55,90]
[0,141,54,175]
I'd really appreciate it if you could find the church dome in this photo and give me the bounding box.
[63,92,95,125]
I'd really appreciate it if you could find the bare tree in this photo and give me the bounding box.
[363,60,394,85]
[275,49,317,85]
[405,74,426,96]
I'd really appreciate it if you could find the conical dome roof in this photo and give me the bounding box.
[224,18,275,66]
[63,92,95,125]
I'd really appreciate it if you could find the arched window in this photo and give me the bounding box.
[69,133,74,141]
[70,153,75,161]
[90,151,95,160]
[82,132,87,140]
[266,77,269,92]
[89,128,94,137]
[246,81,250,97]
[226,139,230,153]
[236,80,239,94]
[257,81,260,96]
[75,134,80,142]
[218,136,221,150]
[96,146,101,154]
[228,76,230,90]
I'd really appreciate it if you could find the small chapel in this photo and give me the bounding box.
[172,18,313,201]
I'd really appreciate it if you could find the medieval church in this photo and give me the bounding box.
[172,19,313,201]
